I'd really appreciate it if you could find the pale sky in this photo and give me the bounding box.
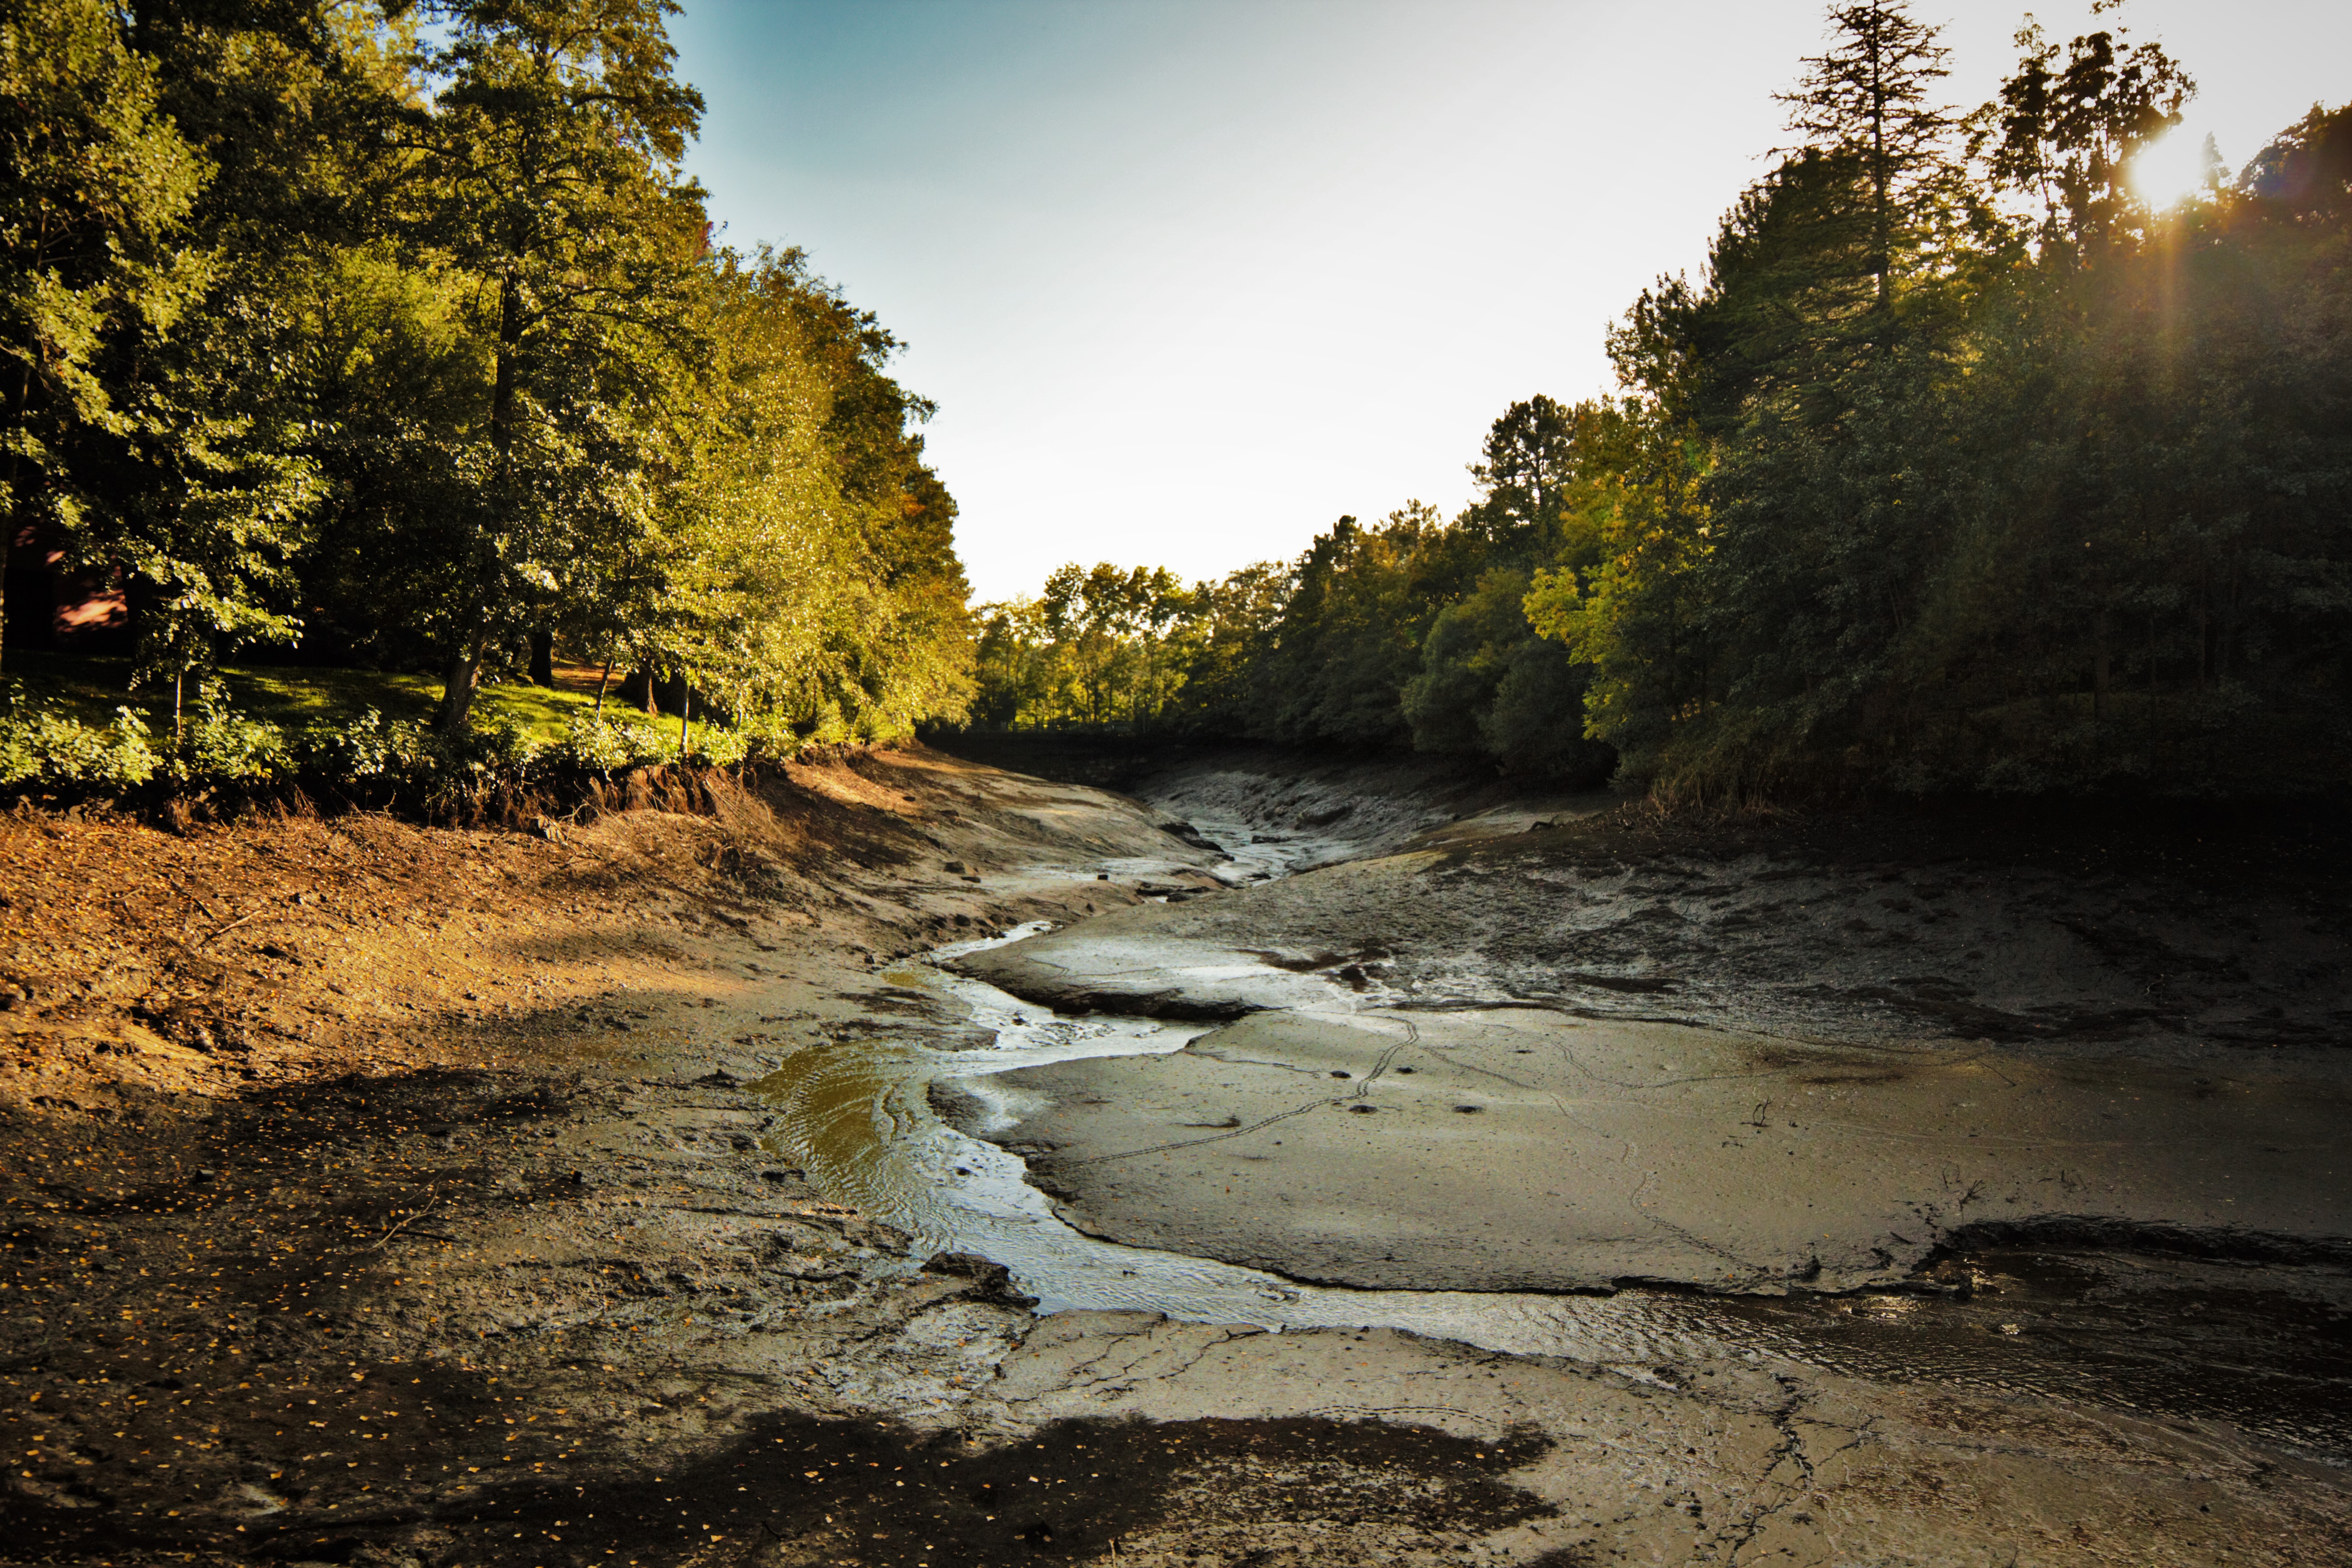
[670,0,2352,602]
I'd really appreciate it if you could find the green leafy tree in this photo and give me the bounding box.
[0,0,396,725]
[0,0,211,669]
[1167,561,1290,734]
[1262,507,1441,747]
[1401,397,1613,778]
[400,0,708,735]
[1524,401,1714,787]
[1972,10,2193,253]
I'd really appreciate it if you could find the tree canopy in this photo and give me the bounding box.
[1,0,974,753]
[973,0,2352,801]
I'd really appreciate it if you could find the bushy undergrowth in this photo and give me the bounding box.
[0,679,779,807]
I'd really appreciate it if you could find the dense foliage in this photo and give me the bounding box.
[972,398,1616,784]
[1,0,974,784]
[976,2,2352,799]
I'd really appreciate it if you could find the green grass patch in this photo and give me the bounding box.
[0,651,624,745]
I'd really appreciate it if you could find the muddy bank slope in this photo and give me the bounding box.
[0,745,1230,1567]
[957,792,2352,1294]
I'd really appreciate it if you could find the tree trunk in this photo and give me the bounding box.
[1871,64,1891,313]
[490,275,521,461]
[435,274,524,742]
[529,627,554,686]
[2092,611,2110,723]
[593,644,615,717]
[677,681,691,760]
[2195,575,2208,692]
[1,366,25,674]
[437,633,486,737]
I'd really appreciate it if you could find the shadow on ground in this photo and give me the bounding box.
[11,1412,1569,1567]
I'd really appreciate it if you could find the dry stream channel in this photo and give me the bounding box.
[754,789,2351,1467]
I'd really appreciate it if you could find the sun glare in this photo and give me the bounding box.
[2128,125,2219,210]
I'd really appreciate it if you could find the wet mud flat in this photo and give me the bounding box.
[933,767,2352,1557]
[976,1008,2349,1294]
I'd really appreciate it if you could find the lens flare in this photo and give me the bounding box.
[2128,125,2220,209]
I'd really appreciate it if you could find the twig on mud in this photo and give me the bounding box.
[196,911,260,946]
[168,879,219,922]
[363,1188,443,1253]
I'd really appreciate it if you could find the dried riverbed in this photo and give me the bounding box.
[4,744,2348,1565]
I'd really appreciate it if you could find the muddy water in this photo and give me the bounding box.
[756,926,2352,1460]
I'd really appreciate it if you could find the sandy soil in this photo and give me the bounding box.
[3,746,2347,1566]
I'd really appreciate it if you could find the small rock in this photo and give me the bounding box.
[942,861,968,874]
[920,1251,1038,1308]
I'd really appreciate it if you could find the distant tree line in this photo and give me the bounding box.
[972,397,1616,783]
[2,0,972,745]
[974,1,2352,799]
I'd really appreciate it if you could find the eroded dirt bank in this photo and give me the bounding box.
[2,746,2347,1565]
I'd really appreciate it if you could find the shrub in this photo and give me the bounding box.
[181,680,291,781]
[1,674,789,808]
[295,707,431,780]
[561,713,676,773]
[0,686,164,788]
[685,722,749,768]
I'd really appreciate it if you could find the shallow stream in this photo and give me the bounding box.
[756,868,2352,1462]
